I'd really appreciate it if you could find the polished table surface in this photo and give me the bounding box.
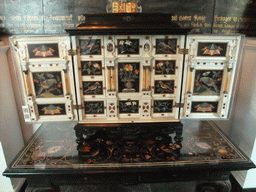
[3,121,255,191]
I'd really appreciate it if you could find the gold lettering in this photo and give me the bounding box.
[233,17,238,22]
[215,16,232,22]
[179,16,192,21]
[11,15,22,20]
[213,24,223,28]
[78,15,85,21]
[63,22,75,28]
[44,24,61,28]
[171,15,178,21]
[204,23,211,27]
[212,29,219,33]
[191,22,203,27]
[193,15,206,22]
[45,29,57,33]
[6,24,13,27]
[23,16,39,21]
[49,14,73,21]
[224,24,235,29]
[238,17,250,22]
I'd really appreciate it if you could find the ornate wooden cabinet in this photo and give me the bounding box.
[9,14,242,124]
[4,14,254,192]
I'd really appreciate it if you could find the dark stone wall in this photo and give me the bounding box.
[0,0,255,36]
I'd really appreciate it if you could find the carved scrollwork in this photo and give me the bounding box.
[189,39,197,60]
[59,42,68,60]
[18,43,28,63]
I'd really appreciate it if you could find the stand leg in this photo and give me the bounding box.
[25,176,60,192]
[195,180,231,192]
[174,122,183,145]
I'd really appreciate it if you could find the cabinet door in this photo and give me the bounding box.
[180,35,242,119]
[73,35,186,123]
[11,36,77,122]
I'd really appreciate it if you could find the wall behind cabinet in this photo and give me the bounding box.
[1,0,256,36]
[215,38,256,189]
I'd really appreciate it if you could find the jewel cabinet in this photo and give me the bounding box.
[9,14,243,124]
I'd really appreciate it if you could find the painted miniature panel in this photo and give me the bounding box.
[155,60,176,75]
[32,72,64,98]
[193,70,223,95]
[154,80,175,94]
[81,61,102,76]
[28,43,59,59]
[143,43,151,53]
[84,101,105,114]
[197,42,228,57]
[119,100,139,114]
[118,62,140,93]
[117,39,140,55]
[155,38,177,54]
[107,42,115,53]
[191,101,219,113]
[79,39,102,55]
[153,100,173,113]
[37,104,66,116]
[83,81,103,95]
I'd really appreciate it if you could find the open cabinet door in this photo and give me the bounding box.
[70,34,186,123]
[180,35,242,119]
[10,36,77,122]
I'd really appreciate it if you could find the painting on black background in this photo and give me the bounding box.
[38,104,66,116]
[155,60,176,75]
[154,80,175,94]
[153,100,173,113]
[193,70,223,95]
[32,72,63,98]
[28,44,59,59]
[79,39,101,55]
[81,61,102,76]
[119,100,139,114]
[118,39,140,55]
[118,62,140,93]
[84,101,105,114]
[83,81,103,95]
[197,42,227,57]
[155,38,177,54]
[191,101,218,113]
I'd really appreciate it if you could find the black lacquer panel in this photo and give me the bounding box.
[118,62,140,93]
[81,61,102,76]
[119,100,139,113]
[2,0,256,36]
[32,72,63,98]
[37,104,66,116]
[28,44,59,59]
[155,60,176,75]
[191,102,219,113]
[193,70,223,95]
[197,42,228,57]
[84,101,104,114]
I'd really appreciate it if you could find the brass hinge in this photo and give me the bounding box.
[178,48,189,54]
[68,50,77,56]
[73,105,84,109]
[175,103,184,108]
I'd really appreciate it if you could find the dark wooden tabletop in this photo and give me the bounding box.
[3,121,255,178]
